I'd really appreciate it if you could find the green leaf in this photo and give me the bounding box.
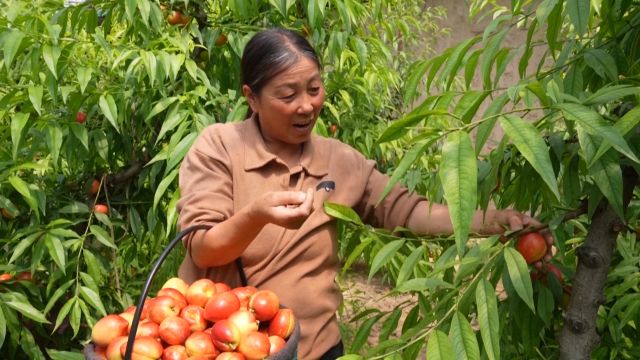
[4,300,50,324]
[46,350,84,360]
[99,94,119,132]
[369,240,405,281]
[557,103,639,164]
[153,168,178,209]
[28,85,43,115]
[323,202,364,225]
[156,109,187,145]
[589,150,624,219]
[377,110,447,144]
[349,313,384,353]
[442,36,481,90]
[480,28,508,89]
[11,112,30,161]
[537,286,554,326]
[583,85,640,106]
[439,131,477,256]
[70,300,81,336]
[475,93,508,155]
[53,297,75,333]
[9,232,40,264]
[145,97,179,122]
[396,245,426,286]
[46,125,63,166]
[89,225,117,249]
[476,279,500,360]
[59,201,90,214]
[378,139,435,205]
[567,0,590,35]
[395,277,454,293]
[454,91,489,124]
[44,233,66,273]
[44,279,74,315]
[69,122,89,150]
[77,67,93,94]
[591,107,640,162]
[141,50,157,85]
[79,286,107,318]
[426,330,454,360]
[166,132,197,172]
[499,115,560,199]
[403,60,431,106]
[536,0,559,24]
[3,29,26,68]
[8,175,39,213]
[504,247,535,312]
[584,49,618,81]
[0,304,6,348]
[450,312,480,360]
[42,44,61,79]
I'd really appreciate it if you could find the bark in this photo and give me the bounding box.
[559,167,639,360]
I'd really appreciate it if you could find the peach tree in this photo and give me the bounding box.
[332,1,640,359]
[0,0,434,357]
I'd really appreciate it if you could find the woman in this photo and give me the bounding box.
[177,27,547,359]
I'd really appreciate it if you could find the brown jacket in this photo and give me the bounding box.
[177,116,424,358]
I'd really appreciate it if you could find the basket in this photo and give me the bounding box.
[84,224,300,360]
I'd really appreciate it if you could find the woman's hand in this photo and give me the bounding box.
[484,209,554,257]
[250,188,315,229]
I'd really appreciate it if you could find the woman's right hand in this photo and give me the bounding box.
[250,188,314,229]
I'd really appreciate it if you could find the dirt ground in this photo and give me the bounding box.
[338,0,532,350]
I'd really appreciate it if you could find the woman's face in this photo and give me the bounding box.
[243,56,325,148]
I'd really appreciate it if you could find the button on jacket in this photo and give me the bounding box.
[177,115,424,359]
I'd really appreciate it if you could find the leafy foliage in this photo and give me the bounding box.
[0,0,441,357]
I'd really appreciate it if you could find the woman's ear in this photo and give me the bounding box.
[242,85,258,113]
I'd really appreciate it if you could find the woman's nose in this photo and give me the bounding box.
[297,95,314,114]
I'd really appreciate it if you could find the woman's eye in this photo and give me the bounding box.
[309,87,320,94]
[280,93,296,100]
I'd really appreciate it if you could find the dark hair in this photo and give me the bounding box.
[241,27,322,96]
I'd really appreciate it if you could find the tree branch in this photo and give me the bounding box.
[559,166,639,359]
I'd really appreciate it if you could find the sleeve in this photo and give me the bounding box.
[354,156,426,230]
[176,125,234,252]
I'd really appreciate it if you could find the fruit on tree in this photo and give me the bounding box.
[1,208,13,219]
[76,111,87,124]
[215,33,228,46]
[0,273,13,282]
[236,330,270,360]
[545,263,564,284]
[167,10,189,26]
[248,290,279,322]
[89,179,100,195]
[515,232,547,264]
[92,314,129,347]
[204,291,241,322]
[216,352,246,360]
[329,124,338,135]
[94,204,109,215]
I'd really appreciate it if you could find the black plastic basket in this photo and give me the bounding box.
[84,224,300,360]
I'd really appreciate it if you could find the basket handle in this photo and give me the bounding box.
[123,224,212,360]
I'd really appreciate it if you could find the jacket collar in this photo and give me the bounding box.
[243,114,328,177]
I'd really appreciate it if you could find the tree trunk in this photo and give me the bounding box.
[559,168,639,359]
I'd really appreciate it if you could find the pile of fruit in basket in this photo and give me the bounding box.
[90,277,296,360]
